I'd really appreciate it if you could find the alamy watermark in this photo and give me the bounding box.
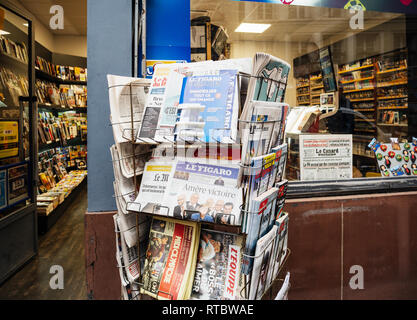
[49,5,64,30]
[49,265,64,290]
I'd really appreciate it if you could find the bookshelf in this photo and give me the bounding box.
[296,76,310,106]
[375,49,408,138]
[309,73,324,106]
[34,47,88,230]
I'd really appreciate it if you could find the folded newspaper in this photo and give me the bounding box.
[107,75,151,144]
[141,217,200,300]
[191,229,244,300]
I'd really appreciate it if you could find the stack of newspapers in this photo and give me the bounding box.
[107,52,291,300]
[108,75,154,300]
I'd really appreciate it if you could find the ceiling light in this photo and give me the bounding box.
[0,30,10,35]
[23,23,28,27]
[235,23,271,33]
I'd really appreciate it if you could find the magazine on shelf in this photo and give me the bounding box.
[163,160,242,225]
[190,229,244,300]
[249,224,278,300]
[131,159,177,214]
[240,101,289,167]
[107,75,151,143]
[242,187,278,275]
[240,145,288,229]
[141,217,200,300]
[175,69,239,143]
[241,53,291,121]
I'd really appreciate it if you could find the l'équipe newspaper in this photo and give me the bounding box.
[191,229,244,300]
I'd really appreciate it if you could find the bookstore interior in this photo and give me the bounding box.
[1,0,417,301]
[0,1,87,286]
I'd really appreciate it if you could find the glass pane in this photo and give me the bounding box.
[0,5,31,217]
[190,1,414,183]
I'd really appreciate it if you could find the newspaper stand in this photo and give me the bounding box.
[109,72,291,300]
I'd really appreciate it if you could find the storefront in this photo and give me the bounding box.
[86,0,417,300]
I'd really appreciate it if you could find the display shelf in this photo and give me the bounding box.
[354,128,376,133]
[340,76,374,84]
[349,98,375,102]
[376,66,407,74]
[296,93,310,97]
[338,64,374,74]
[377,95,408,100]
[377,123,408,127]
[354,118,375,122]
[38,103,87,113]
[343,87,375,93]
[0,51,28,67]
[35,68,87,86]
[310,85,324,90]
[378,106,408,110]
[377,81,408,88]
[37,177,86,234]
[296,84,309,88]
[354,108,375,112]
[39,137,86,152]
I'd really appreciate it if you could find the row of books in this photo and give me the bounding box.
[376,54,407,72]
[340,69,374,82]
[0,35,28,63]
[37,170,87,215]
[0,66,29,107]
[338,57,373,73]
[36,79,87,108]
[38,111,87,145]
[38,145,87,193]
[378,110,407,125]
[36,56,87,82]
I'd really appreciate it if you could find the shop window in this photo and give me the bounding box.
[189,0,417,196]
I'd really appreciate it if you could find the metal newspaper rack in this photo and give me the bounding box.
[109,72,291,300]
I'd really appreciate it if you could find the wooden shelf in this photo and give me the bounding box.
[38,103,87,113]
[35,68,87,85]
[377,106,408,110]
[377,123,408,127]
[0,51,28,67]
[296,93,310,97]
[354,128,376,133]
[349,98,375,102]
[354,118,375,122]
[377,66,407,74]
[340,76,374,84]
[338,64,374,74]
[344,87,375,93]
[354,108,375,112]
[311,93,322,98]
[377,81,407,88]
[296,84,310,88]
[377,95,407,100]
[310,85,324,90]
[310,76,322,80]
